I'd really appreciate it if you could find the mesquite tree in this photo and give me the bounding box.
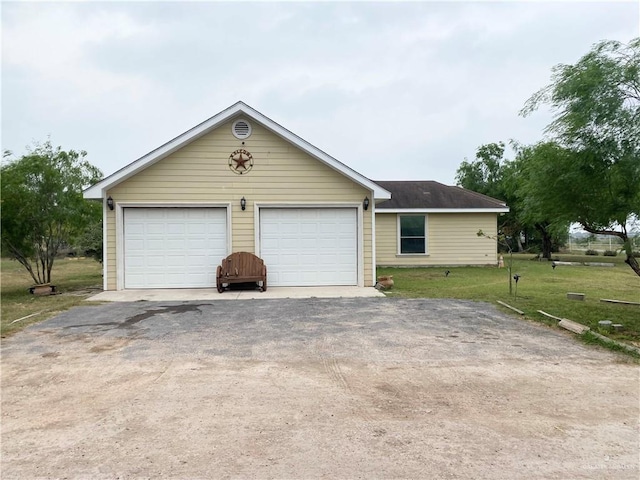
[521,38,640,276]
[1,141,102,284]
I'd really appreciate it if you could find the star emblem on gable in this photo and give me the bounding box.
[228,149,254,175]
[234,152,248,169]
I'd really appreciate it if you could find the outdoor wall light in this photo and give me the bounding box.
[363,196,370,211]
[107,196,114,211]
[240,197,247,211]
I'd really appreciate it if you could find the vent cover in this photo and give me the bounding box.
[232,119,252,139]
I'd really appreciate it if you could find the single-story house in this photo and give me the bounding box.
[374,181,509,267]
[84,102,508,291]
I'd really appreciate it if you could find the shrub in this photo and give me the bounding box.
[585,249,599,256]
[77,220,103,263]
[603,250,617,257]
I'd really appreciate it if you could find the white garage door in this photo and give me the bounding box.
[124,208,227,288]
[260,208,358,286]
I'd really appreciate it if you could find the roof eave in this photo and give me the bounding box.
[376,207,510,213]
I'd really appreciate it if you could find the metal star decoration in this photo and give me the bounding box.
[233,152,248,170]
[228,149,254,175]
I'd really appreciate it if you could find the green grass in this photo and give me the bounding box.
[1,257,102,336]
[378,253,640,348]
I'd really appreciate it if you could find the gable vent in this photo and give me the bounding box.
[232,119,252,139]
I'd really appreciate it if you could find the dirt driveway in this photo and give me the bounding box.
[2,298,638,479]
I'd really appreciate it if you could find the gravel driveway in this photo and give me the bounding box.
[2,298,638,479]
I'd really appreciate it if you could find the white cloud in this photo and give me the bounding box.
[3,3,163,116]
[2,1,637,183]
[4,3,155,71]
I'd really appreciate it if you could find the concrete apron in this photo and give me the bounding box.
[87,286,385,302]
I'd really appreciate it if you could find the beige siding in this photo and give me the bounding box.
[105,118,372,289]
[375,212,498,267]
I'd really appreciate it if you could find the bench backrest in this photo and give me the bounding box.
[220,252,265,277]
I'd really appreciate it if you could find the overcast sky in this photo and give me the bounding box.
[2,0,638,185]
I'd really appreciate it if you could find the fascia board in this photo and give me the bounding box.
[376,208,510,213]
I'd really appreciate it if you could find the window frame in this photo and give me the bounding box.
[397,214,428,255]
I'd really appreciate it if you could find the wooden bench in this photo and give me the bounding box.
[216,252,267,293]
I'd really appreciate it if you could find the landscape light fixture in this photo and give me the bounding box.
[363,196,370,211]
[107,196,114,211]
[240,197,247,211]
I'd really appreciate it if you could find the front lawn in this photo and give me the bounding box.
[1,258,103,337]
[378,253,640,347]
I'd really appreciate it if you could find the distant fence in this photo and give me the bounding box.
[567,239,638,253]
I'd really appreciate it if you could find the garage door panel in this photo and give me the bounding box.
[279,224,300,234]
[338,253,355,263]
[126,239,145,250]
[300,238,318,249]
[275,238,295,249]
[127,224,144,235]
[319,253,337,264]
[185,272,209,283]
[261,238,279,250]
[126,272,144,285]
[278,253,299,266]
[147,239,166,250]
[147,255,168,267]
[260,208,357,286]
[316,271,339,282]
[124,208,226,289]
[280,272,299,282]
[146,223,165,235]
[300,272,321,282]
[301,224,318,234]
[167,223,185,234]
[165,239,186,250]
[187,257,211,268]
[127,256,145,268]
[338,225,356,235]
[337,238,355,248]
[186,223,207,234]
[260,224,278,235]
[187,238,207,250]
[163,272,184,283]
[300,254,319,266]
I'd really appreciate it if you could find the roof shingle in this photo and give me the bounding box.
[374,181,508,210]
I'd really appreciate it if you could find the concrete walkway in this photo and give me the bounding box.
[86,286,385,302]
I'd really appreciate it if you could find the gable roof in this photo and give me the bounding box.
[84,101,391,200]
[374,181,509,212]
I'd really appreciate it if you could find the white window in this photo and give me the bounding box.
[398,215,427,254]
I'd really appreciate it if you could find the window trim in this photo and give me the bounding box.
[397,214,428,255]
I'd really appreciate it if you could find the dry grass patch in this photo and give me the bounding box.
[1,258,102,336]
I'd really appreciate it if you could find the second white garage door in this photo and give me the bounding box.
[260,208,358,286]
